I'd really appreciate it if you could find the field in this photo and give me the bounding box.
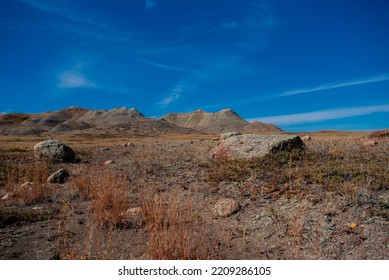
[0,132,388,259]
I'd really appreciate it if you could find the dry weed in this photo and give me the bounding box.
[142,190,218,259]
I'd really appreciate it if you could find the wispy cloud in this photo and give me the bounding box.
[279,73,389,97]
[158,85,184,107]
[205,72,389,110]
[145,0,156,11]
[248,104,389,125]
[131,57,190,72]
[57,71,96,89]
[16,0,121,34]
[157,55,241,108]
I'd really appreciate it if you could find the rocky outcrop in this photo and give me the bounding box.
[368,129,389,138]
[210,134,304,159]
[33,140,76,163]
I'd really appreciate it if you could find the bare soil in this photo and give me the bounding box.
[0,132,388,259]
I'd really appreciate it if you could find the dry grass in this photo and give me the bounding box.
[3,160,51,205]
[142,190,218,259]
[1,133,388,259]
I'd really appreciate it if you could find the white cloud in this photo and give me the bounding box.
[57,71,96,89]
[279,73,389,97]
[248,104,389,125]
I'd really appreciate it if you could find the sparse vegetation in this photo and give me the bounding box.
[0,133,388,259]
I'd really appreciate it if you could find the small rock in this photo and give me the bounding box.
[104,160,114,165]
[301,135,311,141]
[101,147,110,151]
[349,223,357,230]
[21,182,34,188]
[47,169,69,184]
[211,137,219,141]
[213,198,240,217]
[362,140,377,147]
[1,192,13,200]
[125,207,143,219]
[120,207,144,226]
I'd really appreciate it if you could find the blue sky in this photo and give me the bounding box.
[1,0,388,131]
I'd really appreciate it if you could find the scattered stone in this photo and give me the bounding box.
[1,192,13,200]
[213,198,240,217]
[221,131,242,140]
[211,137,219,141]
[104,160,114,165]
[101,147,110,151]
[301,135,311,141]
[362,139,377,147]
[33,140,76,163]
[210,134,304,159]
[47,169,69,184]
[120,207,144,226]
[21,182,34,188]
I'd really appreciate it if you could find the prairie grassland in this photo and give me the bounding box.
[0,133,388,259]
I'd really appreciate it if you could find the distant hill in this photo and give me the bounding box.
[162,109,283,133]
[0,107,194,136]
[0,107,282,136]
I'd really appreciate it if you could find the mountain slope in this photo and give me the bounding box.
[162,109,282,133]
[0,107,282,136]
[0,107,195,136]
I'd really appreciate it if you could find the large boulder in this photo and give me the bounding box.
[210,134,304,159]
[34,140,75,163]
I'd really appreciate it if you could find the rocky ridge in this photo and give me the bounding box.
[0,107,282,136]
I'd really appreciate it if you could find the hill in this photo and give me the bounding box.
[162,109,283,133]
[0,107,194,136]
[0,107,282,136]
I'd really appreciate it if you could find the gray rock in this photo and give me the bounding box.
[210,134,304,159]
[33,140,75,163]
[47,169,69,184]
[213,198,240,217]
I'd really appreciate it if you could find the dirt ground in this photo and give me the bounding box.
[0,132,388,259]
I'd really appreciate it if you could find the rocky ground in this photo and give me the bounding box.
[0,132,388,259]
